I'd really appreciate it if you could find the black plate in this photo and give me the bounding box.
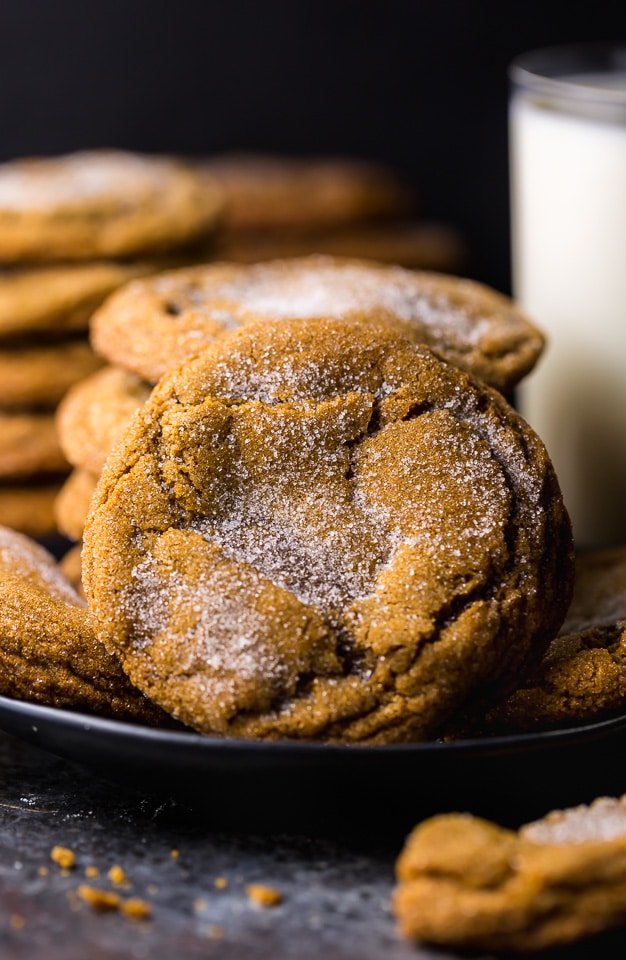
[2,695,626,831]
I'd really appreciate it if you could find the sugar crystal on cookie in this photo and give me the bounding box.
[83,316,573,742]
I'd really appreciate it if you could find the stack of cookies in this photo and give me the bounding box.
[18,250,626,756]
[0,149,223,539]
[55,254,546,567]
[201,153,468,272]
[5,266,577,744]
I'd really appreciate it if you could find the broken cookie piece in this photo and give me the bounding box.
[0,525,169,724]
[394,795,626,952]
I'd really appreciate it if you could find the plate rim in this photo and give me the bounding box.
[1,693,626,759]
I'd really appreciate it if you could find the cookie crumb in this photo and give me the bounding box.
[37,866,49,877]
[170,849,179,859]
[85,866,99,879]
[214,876,228,890]
[76,884,151,920]
[120,897,152,920]
[77,885,120,911]
[207,924,224,939]
[108,865,128,887]
[9,914,25,930]
[245,884,283,907]
[51,846,75,869]
[147,884,159,895]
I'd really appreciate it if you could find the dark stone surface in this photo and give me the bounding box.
[0,731,428,959]
[2,728,626,958]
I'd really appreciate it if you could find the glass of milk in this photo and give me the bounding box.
[509,45,626,548]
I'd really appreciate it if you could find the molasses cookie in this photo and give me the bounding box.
[0,481,63,537]
[394,795,626,951]
[0,525,169,723]
[0,524,78,596]
[54,468,98,542]
[202,153,412,233]
[0,411,68,479]
[0,338,104,409]
[474,546,626,732]
[56,366,152,475]
[0,150,223,262]
[59,542,83,595]
[0,261,158,339]
[82,317,573,742]
[90,256,544,392]
[217,220,467,273]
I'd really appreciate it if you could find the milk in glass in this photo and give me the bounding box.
[510,51,626,547]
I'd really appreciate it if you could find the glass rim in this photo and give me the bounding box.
[509,44,626,104]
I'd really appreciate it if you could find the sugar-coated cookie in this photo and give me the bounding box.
[216,220,467,273]
[54,468,98,542]
[83,317,572,742]
[0,261,158,339]
[0,525,170,724]
[202,152,412,232]
[476,546,626,732]
[0,411,68,479]
[91,255,544,391]
[0,481,63,537]
[0,338,103,409]
[56,366,151,475]
[394,796,626,951]
[0,150,222,262]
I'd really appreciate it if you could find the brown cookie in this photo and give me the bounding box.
[0,338,104,409]
[0,261,162,339]
[0,150,223,263]
[0,480,63,537]
[217,220,468,273]
[202,152,413,233]
[394,796,626,952]
[563,546,626,632]
[56,366,152,475]
[91,255,544,392]
[82,317,573,742]
[0,411,68,479]
[54,468,98,542]
[59,542,83,595]
[473,546,626,733]
[0,523,80,595]
[0,525,169,724]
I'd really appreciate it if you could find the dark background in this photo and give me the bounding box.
[1,0,625,293]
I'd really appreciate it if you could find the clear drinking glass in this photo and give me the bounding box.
[509,45,626,548]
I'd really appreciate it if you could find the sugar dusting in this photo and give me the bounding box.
[130,398,512,648]
[193,491,392,623]
[209,353,398,404]
[0,152,175,211]
[157,259,509,346]
[522,796,626,846]
[0,526,81,604]
[128,557,290,687]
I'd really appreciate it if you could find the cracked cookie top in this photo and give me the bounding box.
[82,317,573,742]
[90,255,544,392]
[0,150,223,262]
